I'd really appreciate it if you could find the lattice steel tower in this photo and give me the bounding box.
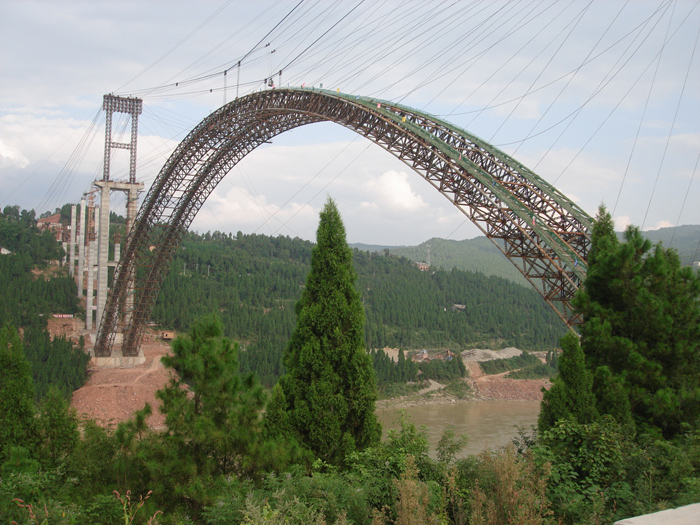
[93,95,144,346]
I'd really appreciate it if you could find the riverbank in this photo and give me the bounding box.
[72,337,550,428]
[377,348,552,410]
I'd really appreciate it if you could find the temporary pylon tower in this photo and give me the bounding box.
[94,95,144,337]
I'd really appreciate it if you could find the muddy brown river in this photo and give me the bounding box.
[377,399,541,457]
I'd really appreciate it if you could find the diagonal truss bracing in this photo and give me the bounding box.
[95,88,592,357]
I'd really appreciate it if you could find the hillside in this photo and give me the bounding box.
[388,237,529,286]
[153,231,567,386]
[623,224,700,266]
[352,225,700,289]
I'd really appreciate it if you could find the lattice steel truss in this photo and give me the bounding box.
[95,88,592,357]
[102,94,142,183]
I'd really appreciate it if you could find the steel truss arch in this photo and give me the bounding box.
[95,88,592,357]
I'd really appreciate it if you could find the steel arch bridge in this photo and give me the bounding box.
[95,87,592,357]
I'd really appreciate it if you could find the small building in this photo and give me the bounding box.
[0,246,11,255]
[412,349,429,362]
[37,213,64,241]
[160,331,176,340]
[415,262,430,271]
[436,349,455,361]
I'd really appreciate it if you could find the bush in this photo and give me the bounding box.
[480,351,540,375]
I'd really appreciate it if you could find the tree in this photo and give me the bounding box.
[0,324,36,463]
[573,205,700,437]
[36,385,79,468]
[156,315,267,479]
[538,331,598,433]
[266,198,381,464]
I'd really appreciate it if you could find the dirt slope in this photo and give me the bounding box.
[467,361,550,401]
[71,333,172,429]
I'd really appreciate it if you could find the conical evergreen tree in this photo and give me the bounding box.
[538,331,598,433]
[266,198,381,464]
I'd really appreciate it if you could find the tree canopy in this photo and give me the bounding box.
[266,198,381,464]
[543,205,700,438]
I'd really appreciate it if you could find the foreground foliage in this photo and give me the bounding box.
[267,199,381,465]
[541,206,700,438]
[2,312,700,524]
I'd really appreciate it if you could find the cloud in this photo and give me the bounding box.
[361,170,427,213]
[614,215,632,231]
[646,220,673,231]
[0,139,28,169]
[190,185,319,239]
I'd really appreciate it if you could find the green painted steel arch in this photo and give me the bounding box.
[96,87,592,357]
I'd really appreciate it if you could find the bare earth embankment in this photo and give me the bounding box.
[378,348,551,409]
[71,333,172,429]
[69,325,549,426]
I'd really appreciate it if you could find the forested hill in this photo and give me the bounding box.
[0,206,88,400]
[153,231,567,386]
[353,226,700,288]
[388,237,529,286]
[628,224,700,266]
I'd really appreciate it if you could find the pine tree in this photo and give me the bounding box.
[266,198,381,464]
[156,314,267,477]
[36,385,79,468]
[573,205,700,437]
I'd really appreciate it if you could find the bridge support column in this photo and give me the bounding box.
[95,185,110,334]
[69,205,76,277]
[77,196,86,297]
[86,206,98,331]
[93,180,144,336]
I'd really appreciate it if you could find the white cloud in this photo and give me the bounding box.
[361,170,427,213]
[190,185,319,239]
[2,1,698,245]
[0,139,28,169]
[646,220,673,231]
[614,215,632,231]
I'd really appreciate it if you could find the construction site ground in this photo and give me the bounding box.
[71,332,172,430]
[67,330,549,428]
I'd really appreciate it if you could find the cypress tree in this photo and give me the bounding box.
[266,198,381,464]
[538,331,598,433]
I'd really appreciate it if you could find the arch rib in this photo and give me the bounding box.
[95,88,591,357]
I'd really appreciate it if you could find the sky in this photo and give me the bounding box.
[1,0,699,246]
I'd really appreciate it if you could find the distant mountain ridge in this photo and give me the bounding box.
[352,224,700,287]
[352,237,529,287]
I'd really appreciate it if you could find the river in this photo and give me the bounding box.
[376,399,541,457]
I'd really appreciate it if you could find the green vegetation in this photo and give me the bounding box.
[23,328,89,400]
[389,236,530,286]
[480,351,540,374]
[478,350,558,380]
[152,228,566,386]
[0,206,88,401]
[2,202,699,524]
[570,205,700,438]
[371,348,417,384]
[266,198,381,465]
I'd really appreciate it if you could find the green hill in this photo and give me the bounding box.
[623,225,700,266]
[154,231,567,386]
[354,237,529,287]
[354,225,700,289]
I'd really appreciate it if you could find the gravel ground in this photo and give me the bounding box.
[462,347,523,362]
